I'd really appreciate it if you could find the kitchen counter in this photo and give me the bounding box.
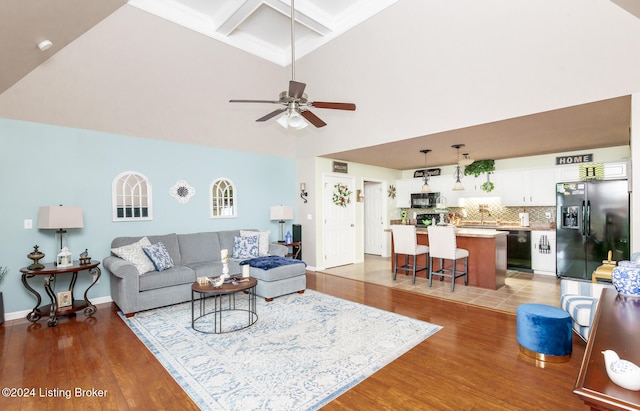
[389,226,507,290]
[456,222,555,231]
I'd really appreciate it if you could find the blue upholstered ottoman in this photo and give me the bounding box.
[516,303,572,362]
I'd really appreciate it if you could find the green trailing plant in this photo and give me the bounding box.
[463,160,496,192]
[463,160,495,177]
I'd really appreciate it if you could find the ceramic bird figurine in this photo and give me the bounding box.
[602,350,640,391]
[210,273,229,288]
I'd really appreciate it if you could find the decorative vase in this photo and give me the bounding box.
[612,265,640,296]
[27,245,45,270]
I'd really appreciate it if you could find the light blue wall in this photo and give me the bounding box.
[0,118,296,314]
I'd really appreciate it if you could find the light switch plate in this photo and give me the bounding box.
[24,219,32,229]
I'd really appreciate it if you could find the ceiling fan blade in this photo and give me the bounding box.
[229,99,280,104]
[310,101,356,111]
[289,81,306,99]
[256,108,286,122]
[301,110,327,128]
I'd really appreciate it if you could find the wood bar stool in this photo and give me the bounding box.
[427,225,469,291]
[391,225,429,284]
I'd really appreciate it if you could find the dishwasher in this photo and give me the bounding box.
[506,230,532,271]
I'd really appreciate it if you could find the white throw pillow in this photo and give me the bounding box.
[111,237,155,275]
[241,230,270,256]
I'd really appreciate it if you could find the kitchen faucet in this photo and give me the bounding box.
[479,204,491,224]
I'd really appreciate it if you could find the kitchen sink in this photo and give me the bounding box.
[457,223,500,229]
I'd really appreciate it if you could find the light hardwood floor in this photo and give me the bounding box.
[321,254,562,313]
[0,264,588,410]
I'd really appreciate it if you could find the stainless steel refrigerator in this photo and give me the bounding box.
[556,180,630,280]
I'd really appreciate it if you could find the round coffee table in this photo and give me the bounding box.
[191,277,258,334]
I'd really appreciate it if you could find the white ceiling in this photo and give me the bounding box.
[0,0,638,170]
[128,0,397,66]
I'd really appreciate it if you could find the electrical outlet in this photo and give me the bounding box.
[93,274,100,284]
[545,212,551,219]
[24,219,32,229]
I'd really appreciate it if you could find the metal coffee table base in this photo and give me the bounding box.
[191,278,258,334]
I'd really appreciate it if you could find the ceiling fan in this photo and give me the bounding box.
[229,0,356,128]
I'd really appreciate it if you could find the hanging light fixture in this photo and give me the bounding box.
[420,149,432,193]
[276,104,308,129]
[459,152,474,166]
[452,144,465,191]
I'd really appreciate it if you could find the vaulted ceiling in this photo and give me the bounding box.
[0,0,638,169]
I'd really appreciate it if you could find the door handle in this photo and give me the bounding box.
[586,200,591,237]
[350,224,355,227]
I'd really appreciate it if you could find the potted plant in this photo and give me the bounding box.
[463,160,496,192]
[0,266,7,324]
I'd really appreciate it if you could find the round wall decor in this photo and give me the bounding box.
[170,180,195,204]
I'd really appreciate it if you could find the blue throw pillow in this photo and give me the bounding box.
[143,242,175,272]
[232,236,259,259]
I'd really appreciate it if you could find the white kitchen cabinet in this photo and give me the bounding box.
[531,230,556,275]
[604,161,628,179]
[555,161,628,183]
[462,175,490,197]
[395,178,413,208]
[528,168,557,205]
[498,168,556,206]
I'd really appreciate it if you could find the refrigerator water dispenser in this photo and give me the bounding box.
[561,206,580,229]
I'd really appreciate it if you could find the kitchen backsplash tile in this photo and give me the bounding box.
[401,197,555,226]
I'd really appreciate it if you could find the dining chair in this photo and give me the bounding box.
[391,225,429,284]
[427,225,469,291]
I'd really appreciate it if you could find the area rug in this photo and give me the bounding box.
[119,289,441,410]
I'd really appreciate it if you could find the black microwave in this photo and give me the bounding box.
[410,192,439,208]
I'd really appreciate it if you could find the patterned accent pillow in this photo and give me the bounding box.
[143,242,175,272]
[111,237,154,275]
[232,235,259,259]
[240,230,271,256]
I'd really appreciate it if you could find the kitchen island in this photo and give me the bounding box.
[390,227,507,290]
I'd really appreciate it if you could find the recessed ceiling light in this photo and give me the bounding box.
[37,40,53,51]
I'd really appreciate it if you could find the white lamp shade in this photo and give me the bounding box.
[270,205,293,221]
[38,206,84,229]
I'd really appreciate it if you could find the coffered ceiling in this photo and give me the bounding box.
[128,0,397,66]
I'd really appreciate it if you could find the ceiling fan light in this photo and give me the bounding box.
[276,114,289,128]
[288,111,305,128]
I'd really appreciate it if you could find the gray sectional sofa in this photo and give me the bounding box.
[103,230,307,316]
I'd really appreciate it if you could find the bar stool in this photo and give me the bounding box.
[427,225,469,291]
[390,225,429,284]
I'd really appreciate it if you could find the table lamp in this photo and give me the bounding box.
[38,205,84,252]
[270,205,293,243]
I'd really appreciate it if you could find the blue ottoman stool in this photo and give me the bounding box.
[516,303,572,362]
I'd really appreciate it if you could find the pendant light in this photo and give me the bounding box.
[459,152,474,166]
[420,149,432,193]
[452,144,465,191]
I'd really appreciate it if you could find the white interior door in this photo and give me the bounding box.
[324,175,356,268]
[364,181,384,255]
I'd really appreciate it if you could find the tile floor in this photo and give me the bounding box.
[318,255,561,314]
